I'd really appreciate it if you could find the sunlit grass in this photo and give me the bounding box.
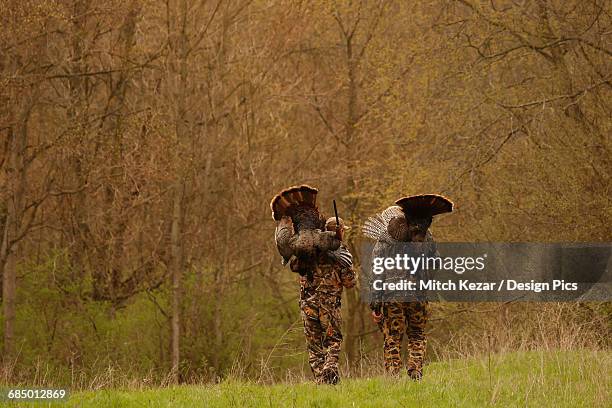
[17,350,611,407]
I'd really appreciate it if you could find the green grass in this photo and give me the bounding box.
[9,350,612,407]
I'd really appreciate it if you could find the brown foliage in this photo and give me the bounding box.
[0,0,609,384]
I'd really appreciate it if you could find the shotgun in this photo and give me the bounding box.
[333,199,341,239]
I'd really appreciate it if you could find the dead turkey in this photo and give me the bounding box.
[363,194,453,244]
[271,185,342,278]
[362,194,453,304]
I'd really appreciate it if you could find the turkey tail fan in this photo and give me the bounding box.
[362,205,405,241]
[395,194,453,217]
[270,185,318,221]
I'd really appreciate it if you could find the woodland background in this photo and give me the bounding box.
[0,0,610,387]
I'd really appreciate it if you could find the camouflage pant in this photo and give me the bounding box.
[381,301,429,378]
[299,296,342,383]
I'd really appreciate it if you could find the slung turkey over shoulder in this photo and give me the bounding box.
[270,185,341,275]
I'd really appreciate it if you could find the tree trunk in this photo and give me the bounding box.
[170,181,184,382]
[342,27,365,371]
[2,114,28,365]
[168,0,189,383]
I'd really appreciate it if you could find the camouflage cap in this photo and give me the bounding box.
[325,217,350,230]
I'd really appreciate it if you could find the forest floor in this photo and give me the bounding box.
[11,350,612,407]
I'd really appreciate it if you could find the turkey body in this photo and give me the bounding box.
[271,185,341,279]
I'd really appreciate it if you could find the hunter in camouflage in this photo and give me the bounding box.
[294,217,355,384]
[363,195,453,380]
[270,186,354,384]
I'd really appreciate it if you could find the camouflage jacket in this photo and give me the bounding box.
[292,245,355,302]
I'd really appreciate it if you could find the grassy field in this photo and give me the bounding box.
[7,350,611,407]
